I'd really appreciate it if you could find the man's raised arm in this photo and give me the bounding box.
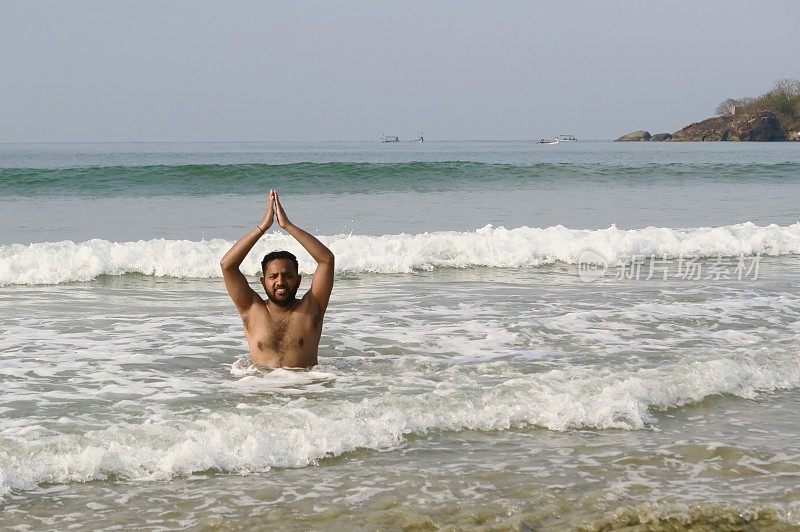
[220,190,275,314]
[273,191,335,312]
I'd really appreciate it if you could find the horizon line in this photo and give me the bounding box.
[0,138,610,145]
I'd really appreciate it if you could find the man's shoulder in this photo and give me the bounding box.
[242,295,267,316]
[298,291,327,314]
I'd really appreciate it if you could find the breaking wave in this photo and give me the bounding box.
[1,350,798,495]
[1,222,799,285]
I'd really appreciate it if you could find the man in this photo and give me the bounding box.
[220,189,334,368]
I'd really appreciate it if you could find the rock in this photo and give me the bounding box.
[671,115,731,141]
[671,110,784,141]
[651,133,672,141]
[616,130,651,142]
[731,110,784,141]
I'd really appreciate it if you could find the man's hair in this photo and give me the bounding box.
[261,250,299,274]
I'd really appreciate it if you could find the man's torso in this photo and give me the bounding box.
[242,294,323,368]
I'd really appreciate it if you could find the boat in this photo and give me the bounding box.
[538,138,560,145]
[409,131,423,143]
[380,133,400,143]
[556,134,577,141]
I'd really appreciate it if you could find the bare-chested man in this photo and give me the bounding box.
[220,189,334,368]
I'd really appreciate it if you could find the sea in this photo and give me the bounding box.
[1,140,799,530]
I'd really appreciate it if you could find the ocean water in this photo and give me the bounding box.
[1,141,800,530]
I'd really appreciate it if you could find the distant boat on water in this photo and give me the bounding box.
[409,131,424,143]
[380,133,400,143]
[556,134,578,141]
[538,138,560,145]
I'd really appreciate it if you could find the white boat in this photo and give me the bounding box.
[380,133,400,143]
[409,131,423,143]
[556,135,577,141]
[538,138,560,145]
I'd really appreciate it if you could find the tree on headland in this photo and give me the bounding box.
[715,98,738,117]
[715,97,754,117]
[716,79,800,129]
[770,78,800,116]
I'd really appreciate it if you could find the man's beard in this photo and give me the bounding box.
[266,285,299,306]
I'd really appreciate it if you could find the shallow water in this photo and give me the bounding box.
[1,141,800,529]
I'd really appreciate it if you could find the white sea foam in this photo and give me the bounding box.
[1,350,798,495]
[2,222,799,286]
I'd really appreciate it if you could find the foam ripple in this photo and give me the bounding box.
[1,351,797,494]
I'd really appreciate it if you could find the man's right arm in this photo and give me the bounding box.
[220,190,275,314]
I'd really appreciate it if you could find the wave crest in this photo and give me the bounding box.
[1,222,799,285]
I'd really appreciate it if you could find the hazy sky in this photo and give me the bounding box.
[2,0,799,142]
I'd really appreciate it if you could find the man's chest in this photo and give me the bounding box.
[247,309,318,353]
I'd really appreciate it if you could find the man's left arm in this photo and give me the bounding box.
[273,191,335,312]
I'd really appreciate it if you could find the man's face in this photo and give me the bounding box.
[261,258,301,306]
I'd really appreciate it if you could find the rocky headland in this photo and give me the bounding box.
[616,79,800,142]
